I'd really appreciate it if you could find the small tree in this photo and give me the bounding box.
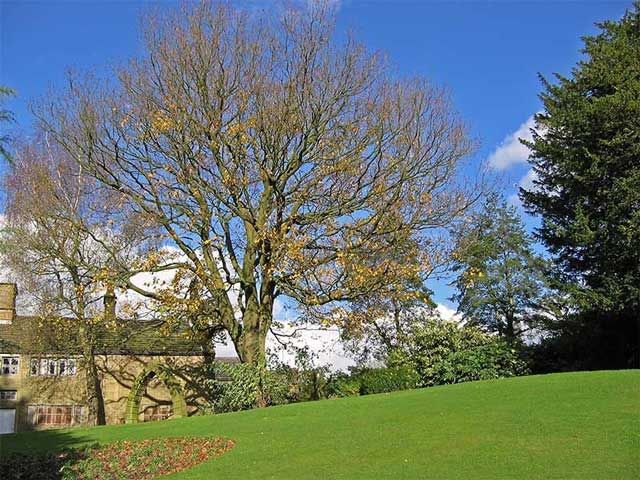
[521,3,640,367]
[38,2,476,366]
[451,196,552,342]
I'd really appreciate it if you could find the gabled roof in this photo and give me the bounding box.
[0,315,207,356]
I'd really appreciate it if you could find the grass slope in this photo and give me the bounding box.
[2,371,639,479]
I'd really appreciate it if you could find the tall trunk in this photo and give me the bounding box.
[79,325,106,425]
[234,293,272,407]
[234,281,273,366]
[504,312,516,343]
[201,339,217,365]
[236,309,268,366]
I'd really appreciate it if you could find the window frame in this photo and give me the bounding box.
[0,355,19,375]
[29,357,79,377]
[0,390,17,401]
[26,404,86,427]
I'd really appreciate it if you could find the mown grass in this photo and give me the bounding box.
[1,370,638,479]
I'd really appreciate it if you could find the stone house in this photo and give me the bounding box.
[0,283,229,434]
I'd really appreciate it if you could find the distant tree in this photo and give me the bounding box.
[0,86,15,161]
[37,2,477,367]
[521,3,640,367]
[450,196,552,342]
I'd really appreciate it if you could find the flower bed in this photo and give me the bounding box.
[0,437,235,480]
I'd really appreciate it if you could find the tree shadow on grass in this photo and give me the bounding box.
[0,428,97,480]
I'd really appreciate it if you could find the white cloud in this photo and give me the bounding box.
[214,321,354,372]
[436,303,461,323]
[487,115,536,170]
[261,302,465,371]
[268,325,354,371]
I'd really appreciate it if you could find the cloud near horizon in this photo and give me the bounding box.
[487,115,536,170]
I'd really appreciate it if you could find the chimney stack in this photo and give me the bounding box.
[0,283,17,324]
[103,284,117,321]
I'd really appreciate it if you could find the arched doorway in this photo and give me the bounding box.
[125,362,188,424]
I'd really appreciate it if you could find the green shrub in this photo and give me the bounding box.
[388,321,529,387]
[357,366,420,395]
[326,372,361,398]
[187,362,293,413]
[283,366,330,401]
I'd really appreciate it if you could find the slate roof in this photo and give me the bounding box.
[0,315,206,356]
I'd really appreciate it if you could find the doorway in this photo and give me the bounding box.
[0,408,16,434]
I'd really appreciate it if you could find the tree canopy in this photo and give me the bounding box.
[37,2,476,365]
[521,3,640,367]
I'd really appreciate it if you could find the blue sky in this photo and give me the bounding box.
[0,0,632,308]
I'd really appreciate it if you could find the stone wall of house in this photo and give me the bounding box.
[97,354,204,425]
[0,353,204,432]
[0,355,87,432]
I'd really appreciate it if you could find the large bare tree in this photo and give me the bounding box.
[37,2,476,366]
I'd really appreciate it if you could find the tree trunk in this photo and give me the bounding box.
[234,297,271,407]
[79,325,106,425]
[199,327,218,365]
[504,313,516,343]
[236,315,268,366]
[85,353,106,425]
[234,287,272,366]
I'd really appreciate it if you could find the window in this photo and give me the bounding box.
[0,390,17,400]
[143,405,173,422]
[67,359,77,375]
[26,405,86,427]
[1,356,19,375]
[29,358,78,377]
[48,359,58,376]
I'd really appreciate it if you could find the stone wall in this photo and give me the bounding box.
[97,354,203,425]
[0,353,204,432]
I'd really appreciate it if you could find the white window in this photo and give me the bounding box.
[0,390,17,401]
[39,358,48,376]
[29,358,78,377]
[0,409,16,434]
[1,356,19,375]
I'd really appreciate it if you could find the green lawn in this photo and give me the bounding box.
[2,370,639,479]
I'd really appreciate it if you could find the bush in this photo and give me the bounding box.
[325,367,419,398]
[326,372,361,398]
[281,366,330,402]
[357,366,420,395]
[187,362,292,413]
[388,321,529,387]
